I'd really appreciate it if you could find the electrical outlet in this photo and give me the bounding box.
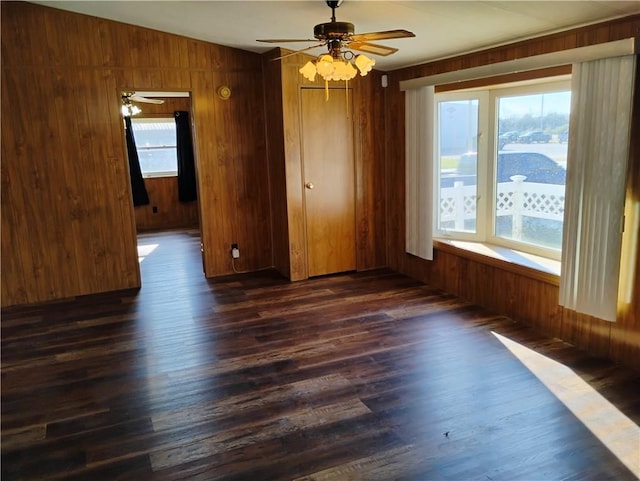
[231,243,240,259]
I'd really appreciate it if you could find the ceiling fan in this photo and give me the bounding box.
[121,91,165,117]
[257,0,415,59]
[122,92,165,105]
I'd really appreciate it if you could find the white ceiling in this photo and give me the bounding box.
[34,1,640,71]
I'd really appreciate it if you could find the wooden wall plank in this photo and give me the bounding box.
[76,68,115,294]
[110,22,136,68]
[50,67,95,296]
[132,69,164,91]
[354,71,387,271]
[189,55,272,275]
[0,2,46,67]
[279,58,308,281]
[1,70,29,306]
[262,50,290,278]
[44,6,103,66]
[189,70,220,275]
[160,70,192,90]
[135,178,199,232]
[194,69,236,275]
[225,49,272,272]
[158,31,189,70]
[13,67,62,300]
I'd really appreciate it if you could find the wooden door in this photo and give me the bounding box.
[301,88,356,277]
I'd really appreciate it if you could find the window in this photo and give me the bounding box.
[435,79,571,259]
[436,96,483,235]
[130,118,178,177]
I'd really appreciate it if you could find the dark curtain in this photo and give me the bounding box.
[124,116,149,206]
[175,110,197,202]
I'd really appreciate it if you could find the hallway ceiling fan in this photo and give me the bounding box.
[122,92,165,105]
[121,91,164,117]
[257,0,415,60]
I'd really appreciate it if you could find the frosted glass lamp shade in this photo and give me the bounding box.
[355,54,375,76]
[299,61,317,81]
[316,55,335,77]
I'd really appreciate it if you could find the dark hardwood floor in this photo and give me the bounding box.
[2,230,639,480]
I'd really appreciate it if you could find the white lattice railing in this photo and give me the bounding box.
[440,176,565,238]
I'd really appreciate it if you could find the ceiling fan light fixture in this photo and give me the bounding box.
[301,52,370,84]
[121,99,141,117]
[316,54,335,77]
[330,60,347,80]
[299,61,318,81]
[355,54,375,76]
[343,61,358,79]
[329,60,358,81]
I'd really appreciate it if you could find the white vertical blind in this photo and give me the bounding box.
[559,55,637,322]
[405,86,435,260]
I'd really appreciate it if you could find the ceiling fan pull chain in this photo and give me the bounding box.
[345,79,349,117]
[325,79,329,101]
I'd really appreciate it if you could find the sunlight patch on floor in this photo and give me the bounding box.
[492,331,640,476]
[137,243,159,263]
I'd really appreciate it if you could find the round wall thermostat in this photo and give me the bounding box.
[217,86,231,100]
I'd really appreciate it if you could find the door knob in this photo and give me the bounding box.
[305,182,315,190]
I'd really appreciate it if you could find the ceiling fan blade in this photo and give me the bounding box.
[272,43,326,60]
[130,95,165,104]
[257,39,318,43]
[349,29,415,42]
[348,41,398,57]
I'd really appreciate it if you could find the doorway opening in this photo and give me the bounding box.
[120,90,203,277]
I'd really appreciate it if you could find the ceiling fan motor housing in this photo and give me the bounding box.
[314,21,354,40]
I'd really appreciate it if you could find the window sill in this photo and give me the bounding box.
[433,239,560,286]
[142,173,178,179]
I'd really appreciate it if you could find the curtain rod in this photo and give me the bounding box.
[400,37,637,91]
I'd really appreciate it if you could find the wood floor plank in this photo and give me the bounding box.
[2,230,638,480]
[150,374,355,432]
[149,399,372,471]
[293,444,432,481]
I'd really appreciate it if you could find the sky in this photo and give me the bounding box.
[499,91,571,119]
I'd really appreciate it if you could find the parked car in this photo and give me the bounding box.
[441,151,566,187]
[495,151,565,184]
[498,131,519,150]
[558,130,569,143]
[517,130,551,143]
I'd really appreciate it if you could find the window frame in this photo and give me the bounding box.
[434,90,489,242]
[130,117,178,179]
[434,77,571,261]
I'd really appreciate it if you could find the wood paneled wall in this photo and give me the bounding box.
[134,177,199,232]
[262,50,290,279]
[385,15,640,370]
[262,48,387,281]
[1,2,271,306]
[130,97,199,232]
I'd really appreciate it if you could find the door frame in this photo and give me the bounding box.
[118,88,205,279]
